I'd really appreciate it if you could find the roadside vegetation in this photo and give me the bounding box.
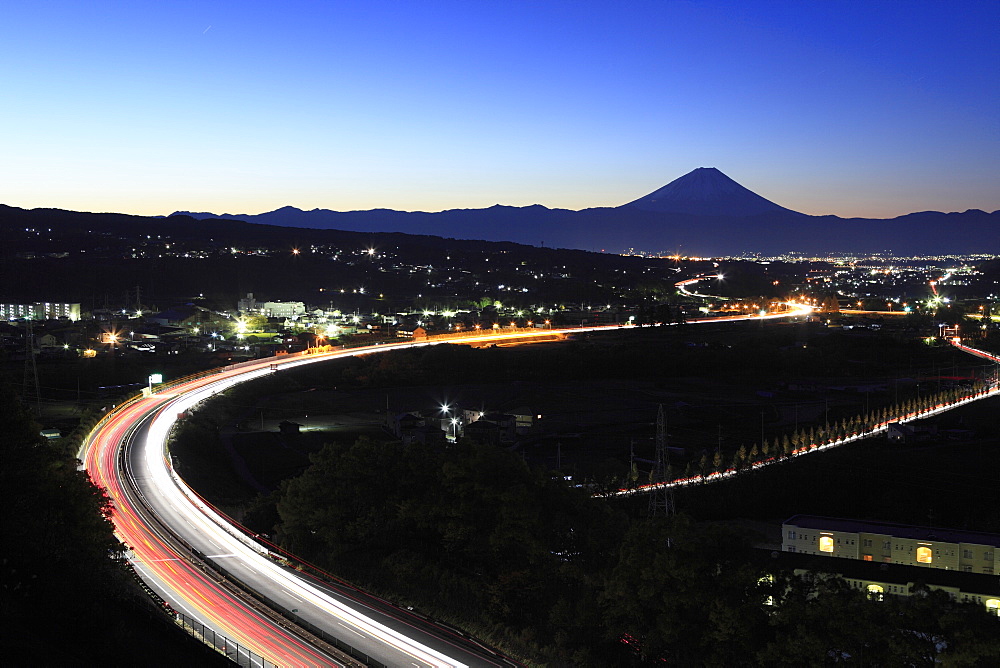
[0,382,229,665]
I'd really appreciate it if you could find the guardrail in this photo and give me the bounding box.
[119,557,276,667]
[175,612,279,668]
[109,393,371,667]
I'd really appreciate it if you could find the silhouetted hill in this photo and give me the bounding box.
[169,169,999,255]
[3,203,708,307]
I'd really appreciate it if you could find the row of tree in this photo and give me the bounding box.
[641,384,994,486]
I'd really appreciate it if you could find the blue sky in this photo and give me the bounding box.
[2,0,998,218]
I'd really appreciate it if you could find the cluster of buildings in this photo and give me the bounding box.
[804,260,994,312]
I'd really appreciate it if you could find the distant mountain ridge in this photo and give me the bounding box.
[165,167,1000,255]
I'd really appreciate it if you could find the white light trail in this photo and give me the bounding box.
[145,371,469,668]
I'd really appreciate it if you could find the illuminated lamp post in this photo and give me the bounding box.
[104,331,119,358]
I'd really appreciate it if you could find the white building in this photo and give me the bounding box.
[237,293,305,319]
[1,302,81,320]
[262,301,306,318]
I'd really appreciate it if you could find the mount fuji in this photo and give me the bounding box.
[624,167,800,217]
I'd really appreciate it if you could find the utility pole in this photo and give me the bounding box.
[648,404,675,519]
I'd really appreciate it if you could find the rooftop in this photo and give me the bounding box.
[784,515,1000,548]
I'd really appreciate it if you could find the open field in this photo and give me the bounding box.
[232,320,990,480]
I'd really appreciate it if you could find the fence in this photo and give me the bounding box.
[175,611,278,668]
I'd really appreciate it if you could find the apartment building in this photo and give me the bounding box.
[1,302,81,320]
[782,515,998,574]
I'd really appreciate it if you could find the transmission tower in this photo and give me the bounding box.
[648,403,675,517]
[22,319,41,415]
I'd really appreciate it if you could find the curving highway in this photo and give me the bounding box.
[83,310,818,666]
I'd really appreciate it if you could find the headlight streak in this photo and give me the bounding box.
[85,400,334,666]
[86,308,818,666]
[146,396,467,667]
